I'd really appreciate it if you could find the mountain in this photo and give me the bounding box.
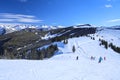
[0,24,97,35]
[0,24,65,35]
[69,24,97,29]
[0,25,96,58]
[0,24,36,34]
[0,24,120,59]
[110,25,120,30]
[0,27,6,35]
[0,25,120,80]
[40,25,64,30]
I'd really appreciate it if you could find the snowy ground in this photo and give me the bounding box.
[95,28,120,47]
[0,28,120,80]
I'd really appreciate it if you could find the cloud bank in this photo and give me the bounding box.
[0,13,43,24]
[105,4,112,8]
[107,19,120,22]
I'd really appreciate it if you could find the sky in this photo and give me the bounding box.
[0,0,120,26]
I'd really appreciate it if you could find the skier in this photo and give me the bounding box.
[104,57,106,60]
[91,56,95,60]
[91,56,93,60]
[76,56,79,60]
[98,57,103,63]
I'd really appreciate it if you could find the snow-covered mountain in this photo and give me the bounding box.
[40,25,64,30]
[0,24,120,80]
[0,24,65,34]
[0,27,6,35]
[110,25,120,29]
[0,27,120,80]
[0,24,98,35]
[73,24,96,28]
[0,24,37,34]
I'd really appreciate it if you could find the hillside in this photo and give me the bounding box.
[0,27,120,80]
[0,25,96,59]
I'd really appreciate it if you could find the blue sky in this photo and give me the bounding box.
[0,0,120,26]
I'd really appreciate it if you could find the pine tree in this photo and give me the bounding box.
[105,41,108,49]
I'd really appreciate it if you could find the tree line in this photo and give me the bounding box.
[0,44,58,59]
[99,39,120,54]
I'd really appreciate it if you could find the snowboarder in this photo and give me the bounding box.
[98,57,103,63]
[76,56,79,60]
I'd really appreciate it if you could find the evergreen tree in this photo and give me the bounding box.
[104,41,108,49]
[39,48,45,60]
[93,37,95,40]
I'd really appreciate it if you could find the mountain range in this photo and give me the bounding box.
[0,24,65,35]
[0,23,120,80]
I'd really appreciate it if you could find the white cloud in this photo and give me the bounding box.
[0,19,15,22]
[0,22,23,25]
[0,13,43,24]
[107,19,120,22]
[105,4,112,8]
[0,13,35,19]
[18,18,42,23]
[107,0,119,2]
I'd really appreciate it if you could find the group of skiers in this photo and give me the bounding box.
[98,56,106,63]
[76,56,106,63]
[91,56,106,63]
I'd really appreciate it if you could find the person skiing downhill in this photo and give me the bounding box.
[98,57,103,63]
[91,56,95,60]
[104,57,106,60]
[76,56,79,60]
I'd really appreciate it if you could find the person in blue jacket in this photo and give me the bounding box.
[98,57,103,63]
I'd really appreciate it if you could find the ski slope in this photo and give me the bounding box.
[0,29,120,80]
[95,28,120,47]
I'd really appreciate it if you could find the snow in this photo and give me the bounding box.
[0,28,120,80]
[73,24,96,28]
[0,24,64,34]
[41,30,71,40]
[0,27,5,35]
[39,25,64,30]
[0,24,38,33]
[95,28,120,47]
[41,32,58,40]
